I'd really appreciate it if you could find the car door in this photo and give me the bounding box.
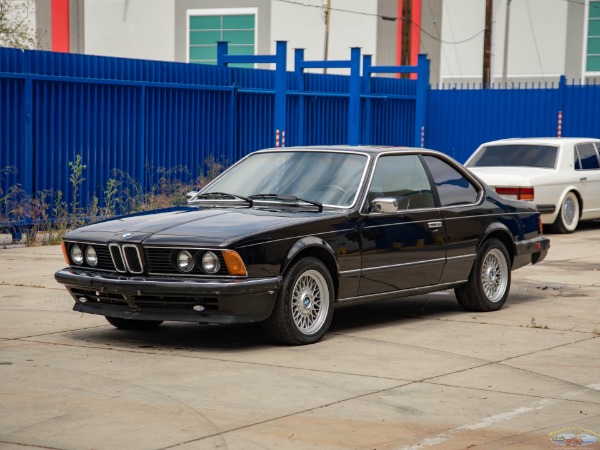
[575,142,600,218]
[358,154,445,296]
[421,155,484,284]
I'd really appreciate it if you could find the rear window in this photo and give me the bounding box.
[467,144,558,169]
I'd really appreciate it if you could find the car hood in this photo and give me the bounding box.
[468,166,554,186]
[64,206,339,247]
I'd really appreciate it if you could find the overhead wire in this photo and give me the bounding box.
[524,0,547,81]
[273,0,485,45]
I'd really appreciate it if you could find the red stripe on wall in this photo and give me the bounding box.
[410,0,421,79]
[52,0,70,52]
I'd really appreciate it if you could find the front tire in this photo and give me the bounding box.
[455,238,511,312]
[262,257,335,345]
[105,316,163,330]
[551,191,580,234]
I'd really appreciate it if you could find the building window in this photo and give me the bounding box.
[187,8,257,68]
[587,1,600,72]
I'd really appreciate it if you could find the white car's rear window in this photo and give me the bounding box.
[468,144,557,169]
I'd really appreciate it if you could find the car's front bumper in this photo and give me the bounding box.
[55,268,281,324]
[513,235,550,270]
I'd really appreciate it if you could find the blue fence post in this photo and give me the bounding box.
[23,51,33,196]
[362,54,373,145]
[217,40,288,147]
[274,41,287,146]
[348,47,361,146]
[216,41,229,66]
[414,54,430,147]
[294,48,305,146]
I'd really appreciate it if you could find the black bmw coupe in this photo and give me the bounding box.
[55,146,550,345]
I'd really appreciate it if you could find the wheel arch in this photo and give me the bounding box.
[281,237,339,300]
[479,224,515,265]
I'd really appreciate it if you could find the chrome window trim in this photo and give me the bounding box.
[199,148,373,210]
[575,142,600,171]
[359,150,485,214]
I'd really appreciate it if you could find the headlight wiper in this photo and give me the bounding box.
[191,192,253,206]
[249,193,322,212]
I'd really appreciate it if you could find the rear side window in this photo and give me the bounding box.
[467,144,558,168]
[423,156,479,207]
[575,143,600,170]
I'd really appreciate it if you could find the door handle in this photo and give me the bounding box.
[428,221,443,230]
[580,177,587,181]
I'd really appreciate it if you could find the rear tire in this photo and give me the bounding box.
[262,257,334,345]
[455,238,511,312]
[550,191,579,234]
[105,316,163,330]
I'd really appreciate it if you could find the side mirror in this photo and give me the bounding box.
[370,197,398,213]
[186,191,199,202]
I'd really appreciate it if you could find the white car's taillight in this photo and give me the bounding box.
[495,186,534,201]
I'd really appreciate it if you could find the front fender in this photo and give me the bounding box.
[281,236,338,275]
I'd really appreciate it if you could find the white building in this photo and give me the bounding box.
[30,0,600,84]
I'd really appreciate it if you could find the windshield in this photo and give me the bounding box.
[204,151,368,207]
[467,144,558,169]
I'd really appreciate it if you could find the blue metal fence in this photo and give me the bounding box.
[0,45,419,221]
[4,45,600,228]
[426,77,600,163]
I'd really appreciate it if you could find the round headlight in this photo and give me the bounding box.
[85,246,98,267]
[177,250,195,272]
[70,244,84,265]
[201,251,220,274]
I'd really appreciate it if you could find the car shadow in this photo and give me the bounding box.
[64,292,483,351]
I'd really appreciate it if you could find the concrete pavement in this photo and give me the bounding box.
[0,225,599,449]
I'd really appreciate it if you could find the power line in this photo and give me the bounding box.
[524,0,546,81]
[272,0,485,45]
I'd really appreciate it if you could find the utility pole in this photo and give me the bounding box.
[483,0,493,88]
[400,0,413,78]
[502,0,512,86]
[323,0,331,74]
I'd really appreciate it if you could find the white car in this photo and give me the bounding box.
[465,138,600,233]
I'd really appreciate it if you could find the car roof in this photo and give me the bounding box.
[256,145,428,155]
[480,137,600,146]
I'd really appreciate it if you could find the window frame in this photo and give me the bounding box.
[574,142,600,170]
[421,155,482,208]
[364,153,436,213]
[584,0,600,76]
[186,7,258,67]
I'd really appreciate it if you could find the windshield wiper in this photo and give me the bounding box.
[193,192,253,206]
[249,193,322,212]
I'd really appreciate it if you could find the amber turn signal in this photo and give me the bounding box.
[61,241,70,264]
[222,250,248,276]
